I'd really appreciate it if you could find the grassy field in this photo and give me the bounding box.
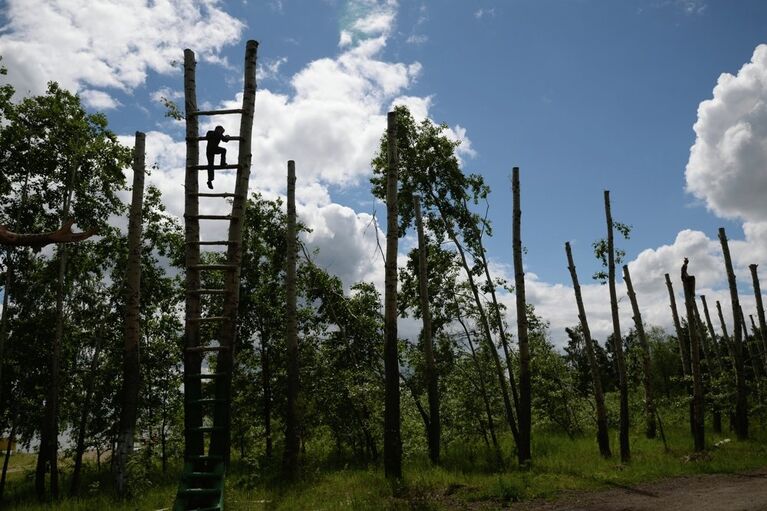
[3,425,767,510]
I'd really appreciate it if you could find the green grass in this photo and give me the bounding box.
[4,425,767,510]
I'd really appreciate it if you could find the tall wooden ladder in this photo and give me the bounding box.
[174,40,258,511]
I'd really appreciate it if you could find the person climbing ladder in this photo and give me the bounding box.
[205,125,230,189]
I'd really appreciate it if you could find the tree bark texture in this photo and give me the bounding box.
[115,131,145,496]
[665,274,690,377]
[182,47,204,460]
[211,39,258,464]
[383,111,402,480]
[414,195,440,465]
[283,160,300,479]
[604,191,630,462]
[565,242,611,458]
[512,168,532,467]
[750,265,767,367]
[623,265,656,439]
[681,260,705,452]
[719,227,748,439]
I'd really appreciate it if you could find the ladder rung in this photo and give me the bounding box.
[186,471,220,478]
[187,316,229,322]
[188,264,238,271]
[187,288,228,295]
[189,398,229,405]
[188,135,243,142]
[189,455,223,462]
[179,487,221,496]
[189,427,225,434]
[185,372,228,379]
[189,193,237,198]
[188,240,238,245]
[189,108,244,116]
[188,164,240,170]
[186,346,230,353]
[185,214,236,220]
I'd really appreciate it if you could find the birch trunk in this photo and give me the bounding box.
[115,131,146,496]
[565,242,611,458]
[718,227,748,439]
[681,260,705,451]
[623,265,656,438]
[604,191,630,462]
[512,168,531,467]
[283,160,300,478]
[383,111,402,480]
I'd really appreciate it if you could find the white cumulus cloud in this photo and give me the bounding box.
[0,0,243,97]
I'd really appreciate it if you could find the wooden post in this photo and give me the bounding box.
[665,274,690,377]
[566,242,611,458]
[211,39,258,465]
[700,295,727,375]
[383,111,402,480]
[182,47,204,460]
[623,265,656,439]
[513,167,531,467]
[750,265,767,366]
[414,195,439,465]
[681,259,705,451]
[719,227,748,439]
[283,160,300,478]
[604,191,630,462]
[115,131,146,496]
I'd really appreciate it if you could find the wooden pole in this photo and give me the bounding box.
[681,259,705,451]
[623,265,656,439]
[604,191,629,462]
[383,111,402,480]
[566,242,611,458]
[182,47,204,460]
[283,160,300,478]
[115,131,146,496]
[719,227,748,439]
[513,167,531,467]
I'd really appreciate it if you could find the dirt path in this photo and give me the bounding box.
[510,469,767,511]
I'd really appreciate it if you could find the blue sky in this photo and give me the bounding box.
[2,0,767,344]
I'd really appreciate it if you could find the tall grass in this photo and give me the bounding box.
[4,421,767,510]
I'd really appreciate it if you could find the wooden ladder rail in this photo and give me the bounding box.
[177,39,258,511]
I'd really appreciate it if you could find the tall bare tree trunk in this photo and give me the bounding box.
[512,168,531,467]
[697,296,723,433]
[664,273,696,435]
[70,332,103,495]
[283,160,300,479]
[604,191,630,462]
[414,195,439,464]
[681,260,705,451]
[623,265,656,439]
[383,111,402,480]
[565,242,611,458]
[700,295,727,375]
[665,274,690,376]
[750,265,767,366]
[719,227,748,439]
[115,132,146,496]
